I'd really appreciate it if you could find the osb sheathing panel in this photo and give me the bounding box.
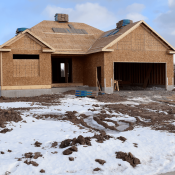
[30,20,103,53]
[72,57,84,83]
[83,52,104,87]
[109,25,168,51]
[9,34,42,50]
[104,25,173,87]
[2,50,51,86]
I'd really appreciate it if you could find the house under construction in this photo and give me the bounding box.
[0,14,175,97]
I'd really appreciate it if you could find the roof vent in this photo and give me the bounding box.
[16,28,28,35]
[116,19,133,29]
[54,13,69,23]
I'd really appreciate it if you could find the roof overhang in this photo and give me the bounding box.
[0,49,11,52]
[167,50,175,54]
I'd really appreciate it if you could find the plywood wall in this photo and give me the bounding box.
[72,57,84,83]
[104,24,173,88]
[2,50,51,86]
[13,59,39,78]
[111,25,168,51]
[83,52,104,87]
[9,34,42,51]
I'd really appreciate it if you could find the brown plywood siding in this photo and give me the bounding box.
[13,59,39,77]
[83,52,104,87]
[104,25,173,87]
[2,51,51,86]
[72,57,84,83]
[2,35,51,86]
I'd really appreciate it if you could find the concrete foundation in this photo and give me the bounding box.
[0,86,90,98]
[167,85,174,91]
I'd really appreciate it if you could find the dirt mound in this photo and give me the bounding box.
[117,136,127,142]
[0,128,13,133]
[69,157,74,161]
[40,169,45,173]
[24,152,42,159]
[63,146,78,155]
[7,150,12,152]
[115,151,141,167]
[93,131,113,143]
[0,109,22,128]
[34,141,42,147]
[60,135,91,148]
[24,160,39,166]
[1,151,5,154]
[95,159,106,165]
[93,168,101,171]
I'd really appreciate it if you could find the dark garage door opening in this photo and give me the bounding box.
[114,62,166,90]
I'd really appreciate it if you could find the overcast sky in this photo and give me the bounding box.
[0,0,175,49]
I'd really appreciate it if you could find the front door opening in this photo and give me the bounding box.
[52,58,72,83]
[97,66,102,90]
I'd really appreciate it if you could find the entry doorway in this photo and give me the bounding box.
[52,58,72,83]
[97,66,102,90]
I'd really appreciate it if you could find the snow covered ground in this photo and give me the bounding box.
[0,94,175,175]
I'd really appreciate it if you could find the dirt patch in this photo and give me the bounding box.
[93,131,113,143]
[115,151,141,167]
[60,135,91,148]
[0,94,64,106]
[0,109,22,128]
[96,94,125,103]
[0,128,13,133]
[1,151,5,154]
[24,152,42,159]
[7,150,12,152]
[69,157,74,161]
[93,168,101,171]
[93,116,118,131]
[117,136,127,142]
[40,169,45,173]
[34,141,42,147]
[62,90,75,95]
[51,142,58,148]
[63,146,78,155]
[95,159,106,165]
[24,160,39,166]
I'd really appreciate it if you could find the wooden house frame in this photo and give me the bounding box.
[0,17,174,97]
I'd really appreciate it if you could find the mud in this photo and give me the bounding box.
[0,94,64,106]
[93,168,101,171]
[93,131,113,143]
[7,150,12,152]
[0,109,22,128]
[34,141,42,147]
[117,136,127,142]
[63,146,78,155]
[24,160,39,166]
[95,159,106,165]
[115,151,141,167]
[1,151,5,154]
[0,128,13,133]
[40,169,45,173]
[24,152,42,159]
[69,157,74,161]
[51,142,58,148]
